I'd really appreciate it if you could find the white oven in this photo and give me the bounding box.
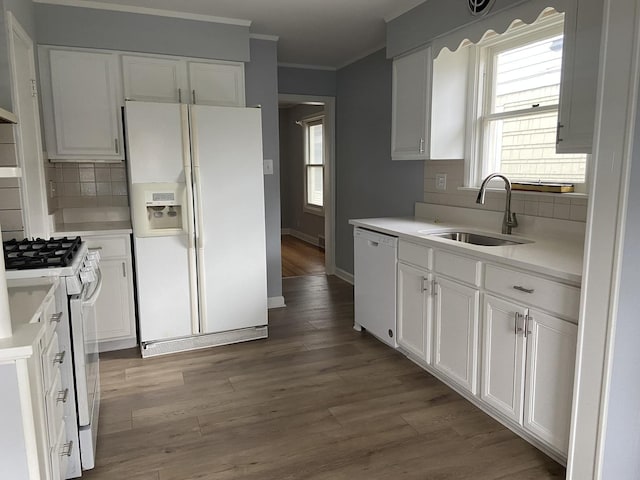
[69,265,102,470]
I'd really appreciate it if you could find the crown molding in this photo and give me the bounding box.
[249,33,280,42]
[33,0,252,26]
[277,62,337,71]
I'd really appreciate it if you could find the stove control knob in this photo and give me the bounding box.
[84,259,97,269]
[87,251,101,263]
[80,268,96,284]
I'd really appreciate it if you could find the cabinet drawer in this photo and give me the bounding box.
[42,332,65,390]
[398,240,431,270]
[485,264,581,320]
[45,370,66,444]
[41,292,60,346]
[84,235,128,258]
[433,249,481,286]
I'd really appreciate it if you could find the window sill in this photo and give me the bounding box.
[457,186,588,200]
[303,205,325,217]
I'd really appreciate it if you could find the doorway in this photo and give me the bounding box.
[278,94,335,278]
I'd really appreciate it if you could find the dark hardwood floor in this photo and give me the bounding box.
[281,234,325,277]
[85,275,565,480]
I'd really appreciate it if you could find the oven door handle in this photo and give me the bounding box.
[83,268,103,308]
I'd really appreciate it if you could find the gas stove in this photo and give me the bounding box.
[3,236,82,270]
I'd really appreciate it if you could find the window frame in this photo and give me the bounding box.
[302,114,325,216]
[467,12,589,193]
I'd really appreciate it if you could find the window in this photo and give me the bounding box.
[303,116,324,213]
[473,13,587,190]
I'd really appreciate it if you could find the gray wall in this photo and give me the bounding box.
[335,49,424,274]
[0,0,36,110]
[278,66,337,97]
[600,76,640,480]
[246,39,282,298]
[34,3,249,61]
[279,104,325,240]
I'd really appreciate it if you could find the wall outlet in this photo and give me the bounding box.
[263,159,274,175]
[436,173,447,191]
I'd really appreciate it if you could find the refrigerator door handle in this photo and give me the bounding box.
[189,105,208,331]
[182,104,200,335]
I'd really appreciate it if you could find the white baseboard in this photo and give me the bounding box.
[281,229,323,248]
[268,296,286,309]
[334,268,354,285]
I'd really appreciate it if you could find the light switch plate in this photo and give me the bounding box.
[263,159,274,175]
[436,173,447,191]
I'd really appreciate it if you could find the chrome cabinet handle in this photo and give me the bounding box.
[50,312,63,324]
[60,441,73,457]
[525,314,533,337]
[178,88,182,103]
[421,277,428,293]
[122,261,126,277]
[192,89,196,104]
[115,138,119,154]
[556,122,564,144]
[419,138,425,153]
[53,351,66,365]
[514,312,524,335]
[513,285,535,294]
[57,388,69,404]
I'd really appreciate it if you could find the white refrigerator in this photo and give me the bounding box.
[124,101,268,357]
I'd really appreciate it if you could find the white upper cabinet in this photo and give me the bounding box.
[392,46,431,161]
[557,0,601,154]
[121,56,245,107]
[430,46,469,160]
[122,55,186,103]
[42,49,123,161]
[188,61,245,107]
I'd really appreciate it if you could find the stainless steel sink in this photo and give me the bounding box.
[428,231,528,246]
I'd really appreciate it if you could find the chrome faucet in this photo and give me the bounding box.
[476,173,518,234]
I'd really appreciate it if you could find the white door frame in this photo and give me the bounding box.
[6,12,50,238]
[278,93,336,276]
[567,0,640,477]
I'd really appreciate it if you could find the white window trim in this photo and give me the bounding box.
[302,114,325,216]
[465,12,589,194]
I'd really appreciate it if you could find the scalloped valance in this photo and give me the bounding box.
[431,0,572,57]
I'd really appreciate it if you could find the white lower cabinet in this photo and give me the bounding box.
[481,295,577,456]
[481,295,526,423]
[397,262,432,362]
[523,308,577,455]
[432,276,479,394]
[84,234,137,351]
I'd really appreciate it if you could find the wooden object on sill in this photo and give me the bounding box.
[511,182,575,193]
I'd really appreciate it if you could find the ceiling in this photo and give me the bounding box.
[77,0,427,68]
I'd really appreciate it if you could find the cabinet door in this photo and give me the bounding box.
[391,47,431,160]
[48,49,122,160]
[122,55,187,103]
[433,276,479,394]
[397,262,432,362]
[523,309,577,455]
[481,295,527,422]
[93,258,134,343]
[188,61,245,107]
[557,0,601,154]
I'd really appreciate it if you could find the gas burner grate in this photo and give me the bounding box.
[3,236,82,270]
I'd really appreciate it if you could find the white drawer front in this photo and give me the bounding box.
[84,235,128,258]
[41,293,59,346]
[398,240,431,270]
[434,249,481,286]
[42,332,65,390]
[45,370,65,443]
[50,419,71,480]
[485,264,581,321]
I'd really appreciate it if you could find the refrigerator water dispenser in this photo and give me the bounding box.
[131,183,188,237]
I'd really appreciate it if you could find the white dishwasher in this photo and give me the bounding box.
[353,227,398,348]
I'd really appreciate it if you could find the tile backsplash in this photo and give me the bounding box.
[424,159,588,222]
[48,162,129,209]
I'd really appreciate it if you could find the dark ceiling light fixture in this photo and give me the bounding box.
[468,0,497,16]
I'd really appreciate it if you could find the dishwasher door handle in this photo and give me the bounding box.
[368,240,379,247]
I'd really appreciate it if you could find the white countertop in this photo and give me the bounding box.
[0,277,59,361]
[54,221,133,237]
[350,217,584,285]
